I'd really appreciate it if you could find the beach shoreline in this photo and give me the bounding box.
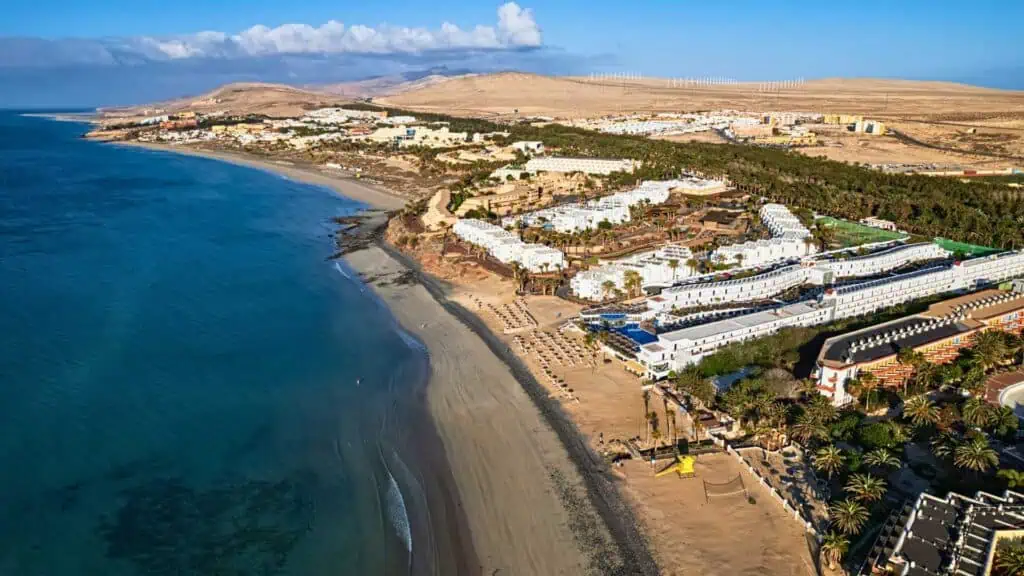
[113,141,409,211]
[106,138,657,574]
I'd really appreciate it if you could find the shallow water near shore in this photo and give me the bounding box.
[0,113,449,574]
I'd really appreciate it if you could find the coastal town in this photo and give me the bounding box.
[88,81,1024,576]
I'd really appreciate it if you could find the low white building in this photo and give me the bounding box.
[570,244,695,300]
[511,141,545,155]
[713,237,813,267]
[650,264,811,311]
[452,219,565,273]
[759,203,811,239]
[860,216,898,231]
[525,156,637,175]
[638,302,832,378]
[807,243,949,283]
[502,179,677,233]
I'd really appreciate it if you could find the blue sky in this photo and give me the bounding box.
[2,1,1022,107]
[4,0,1022,79]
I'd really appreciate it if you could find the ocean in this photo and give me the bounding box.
[0,113,446,574]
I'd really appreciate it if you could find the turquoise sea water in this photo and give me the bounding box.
[0,113,444,574]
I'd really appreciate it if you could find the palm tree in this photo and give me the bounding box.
[962,397,992,428]
[988,406,1019,439]
[859,372,880,413]
[896,348,925,395]
[997,468,1024,489]
[668,259,679,281]
[863,449,901,470]
[846,473,887,503]
[791,412,828,445]
[972,330,1010,371]
[884,420,909,444]
[623,270,642,298]
[821,532,849,570]
[814,445,845,479]
[829,499,869,535]
[931,431,959,460]
[904,396,939,427]
[995,544,1024,576]
[954,434,999,473]
[601,279,616,301]
[685,257,700,277]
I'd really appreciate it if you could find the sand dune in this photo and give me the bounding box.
[381,72,1024,119]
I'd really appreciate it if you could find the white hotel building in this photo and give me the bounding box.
[712,204,814,267]
[524,156,638,175]
[570,244,695,301]
[635,249,1024,379]
[503,180,675,234]
[650,264,812,311]
[638,302,832,378]
[807,243,950,284]
[452,219,564,273]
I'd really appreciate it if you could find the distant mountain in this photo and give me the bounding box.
[315,66,477,99]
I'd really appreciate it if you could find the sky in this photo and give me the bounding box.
[2,1,1023,107]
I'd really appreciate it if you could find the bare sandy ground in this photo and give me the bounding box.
[115,142,410,210]
[345,246,654,575]
[621,454,817,576]
[382,72,1024,119]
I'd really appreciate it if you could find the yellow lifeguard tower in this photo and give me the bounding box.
[655,455,696,479]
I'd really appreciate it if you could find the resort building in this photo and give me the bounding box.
[712,204,814,267]
[452,219,564,273]
[759,203,812,239]
[637,302,832,379]
[511,141,544,155]
[524,156,638,175]
[502,179,678,233]
[859,216,899,231]
[816,287,1024,405]
[806,242,950,284]
[570,244,695,301]
[866,489,1024,576]
[650,264,812,311]
[713,237,813,267]
[634,249,1024,382]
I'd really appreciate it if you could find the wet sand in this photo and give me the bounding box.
[108,140,658,574]
[347,245,658,575]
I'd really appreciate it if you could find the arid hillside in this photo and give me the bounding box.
[380,72,1024,120]
[100,83,349,123]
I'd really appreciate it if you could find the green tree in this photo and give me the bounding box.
[845,473,887,503]
[972,330,1010,371]
[863,448,901,470]
[954,433,999,473]
[997,468,1024,489]
[813,445,845,479]
[821,532,849,571]
[962,397,993,428]
[829,499,869,535]
[791,411,829,445]
[903,396,939,427]
[988,406,1020,440]
[995,541,1024,576]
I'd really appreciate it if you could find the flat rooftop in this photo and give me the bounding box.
[819,315,975,365]
[658,302,818,344]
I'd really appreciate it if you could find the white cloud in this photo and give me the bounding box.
[149,2,541,59]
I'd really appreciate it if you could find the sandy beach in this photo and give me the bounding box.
[346,245,657,575]
[116,141,409,211]
[117,140,657,573]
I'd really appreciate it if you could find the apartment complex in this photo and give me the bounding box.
[634,250,1024,380]
[816,288,1024,405]
[867,489,1024,576]
[638,302,832,378]
[570,244,695,301]
[712,204,814,267]
[502,179,676,233]
[650,264,811,311]
[452,219,564,273]
[807,243,947,283]
[524,156,638,175]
